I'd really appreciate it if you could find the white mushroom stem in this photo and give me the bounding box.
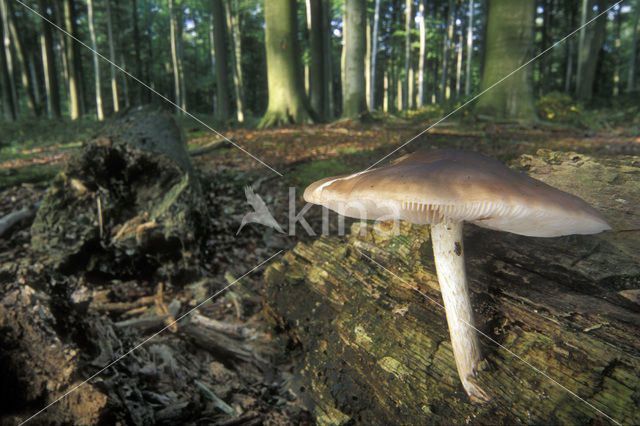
[431,221,489,402]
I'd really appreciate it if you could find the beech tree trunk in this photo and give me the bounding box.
[0,0,17,120]
[440,0,453,101]
[87,0,104,120]
[628,0,640,92]
[475,0,537,120]
[38,0,61,118]
[342,0,368,119]
[6,2,37,115]
[403,0,411,110]
[417,0,426,107]
[465,0,474,96]
[169,0,182,114]
[259,0,313,127]
[211,0,230,122]
[575,0,611,102]
[264,151,640,425]
[370,0,381,110]
[63,0,85,119]
[308,0,328,119]
[224,0,244,122]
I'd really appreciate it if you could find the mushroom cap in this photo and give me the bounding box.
[303,149,611,237]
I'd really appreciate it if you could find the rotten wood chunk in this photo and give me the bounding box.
[263,151,640,425]
[30,107,209,283]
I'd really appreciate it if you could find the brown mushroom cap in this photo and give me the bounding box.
[304,149,611,237]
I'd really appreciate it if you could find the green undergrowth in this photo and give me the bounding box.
[0,164,60,190]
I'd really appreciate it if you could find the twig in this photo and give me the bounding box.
[0,201,42,238]
[194,380,236,415]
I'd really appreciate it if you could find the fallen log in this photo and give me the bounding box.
[263,150,640,425]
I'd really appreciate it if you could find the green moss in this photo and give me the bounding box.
[0,164,60,190]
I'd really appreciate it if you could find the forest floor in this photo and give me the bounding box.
[0,109,639,423]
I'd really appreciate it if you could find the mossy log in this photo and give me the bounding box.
[30,107,208,282]
[263,151,640,425]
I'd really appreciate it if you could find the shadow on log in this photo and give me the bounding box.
[263,150,640,424]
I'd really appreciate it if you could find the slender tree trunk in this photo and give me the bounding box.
[209,14,216,117]
[343,0,369,118]
[417,0,426,107]
[87,0,104,120]
[565,38,574,92]
[628,0,640,92]
[63,0,82,119]
[105,0,119,113]
[613,4,621,96]
[225,0,244,122]
[38,0,60,118]
[575,0,610,101]
[575,0,588,93]
[132,0,143,104]
[455,26,463,98]
[308,0,327,119]
[383,70,388,112]
[7,2,37,115]
[475,0,537,120]
[28,54,41,108]
[322,0,333,118]
[403,0,411,110]
[177,15,185,111]
[259,0,313,127]
[212,0,230,122]
[465,0,474,96]
[1,0,17,119]
[169,0,182,113]
[370,0,381,109]
[365,12,371,109]
[441,0,453,101]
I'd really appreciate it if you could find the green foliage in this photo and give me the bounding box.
[400,104,445,121]
[536,92,584,125]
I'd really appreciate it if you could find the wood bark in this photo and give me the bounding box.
[465,0,474,96]
[224,0,244,122]
[6,2,38,115]
[211,0,230,122]
[308,0,328,119]
[264,151,640,425]
[440,0,453,101]
[131,0,143,104]
[575,0,611,102]
[0,0,17,120]
[370,0,381,110]
[87,0,104,120]
[627,0,640,92]
[38,0,61,118]
[169,0,182,114]
[475,0,537,120]
[342,0,369,119]
[403,0,411,110]
[259,0,313,127]
[63,0,82,119]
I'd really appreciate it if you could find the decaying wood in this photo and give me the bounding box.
[29,106,209,281]
[263,151,640,425]
[188,138,230,156]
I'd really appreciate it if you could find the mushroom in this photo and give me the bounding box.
[303,149,610,402]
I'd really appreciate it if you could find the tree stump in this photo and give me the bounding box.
[30,107,208,282]
[263,150,640,425]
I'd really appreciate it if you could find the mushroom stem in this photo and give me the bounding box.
[431,221,489,402]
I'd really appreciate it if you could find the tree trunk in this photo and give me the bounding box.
[264,151,640,425]
[87,0,104,120]
[465,0,474,96]
[6,2,37,115]
[342,0,369,119]
[38,0,61,118]
[440,0,453,101]
[575,0,589,94]
[212,0,230,122]
[104,0,118,114]
[0,0,17,120]
[417,0,426,108]
[455,25,463,98]
[308,0,328,119]
[209,14,217,117]
[370,0,381,110]
[169,0,182,114]
[627,0,640,92]
[132,0,143,104]
[259,0,313,127]
[613,4,621,96]
[575,0,610,102]
[403,0,411,110]
[224,0,244,122]
[475,0,537,120]
[322,0,333,118]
